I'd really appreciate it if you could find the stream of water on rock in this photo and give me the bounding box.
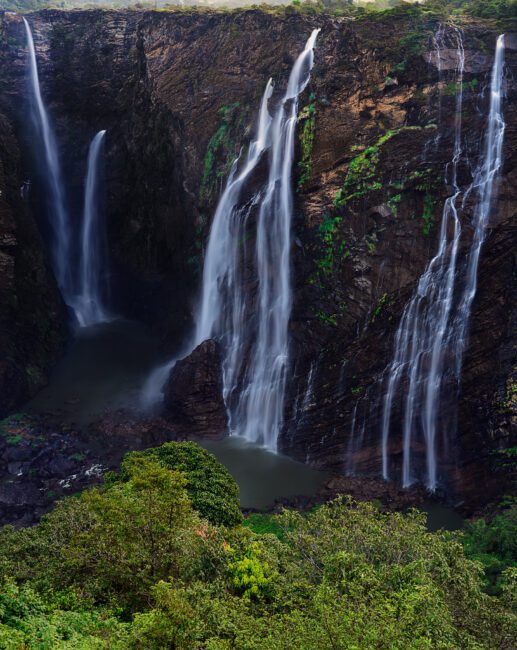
[24,20,110,327]
[24,17,72,302]
[380,31,506,492]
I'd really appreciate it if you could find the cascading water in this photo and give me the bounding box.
[23,18,71,300]
[141,77,275,410]
[235,29,320,448]
[24,21,112,326]
[72,130,110,327]
[197,28,319,448]
[143,30,320,448]
[453,35,506,371]
[379,31,506,491]
[195,78,274,395]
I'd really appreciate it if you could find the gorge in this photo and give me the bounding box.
[0,4,516,526]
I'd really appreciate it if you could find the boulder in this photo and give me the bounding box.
[163,339,227,439]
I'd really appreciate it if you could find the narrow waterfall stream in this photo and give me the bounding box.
[72,130,111,327]
[452,34,506,370]
[24,17,71,301]
[380,31,506,491]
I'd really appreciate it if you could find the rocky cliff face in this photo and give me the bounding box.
[0,99,67,417]
[0,8,515,508]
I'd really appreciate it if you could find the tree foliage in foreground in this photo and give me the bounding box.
[0,443,515,648]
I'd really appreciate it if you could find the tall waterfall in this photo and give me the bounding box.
[380,32,505,491]
[453,34,506,371]
[72,130,110,327]
[143,31,320,441]
[197,29,319,448]
[23,18,71,300]
[235,30,320,447]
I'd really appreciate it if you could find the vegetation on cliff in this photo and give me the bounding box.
[2,0,516,22]
[0,442,515,648]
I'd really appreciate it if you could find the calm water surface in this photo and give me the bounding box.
[27,319,162,427]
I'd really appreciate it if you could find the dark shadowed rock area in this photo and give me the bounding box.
[164,339,227,438]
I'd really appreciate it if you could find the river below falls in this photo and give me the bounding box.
[23,319,464,530]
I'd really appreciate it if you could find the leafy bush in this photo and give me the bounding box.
[0,456,223,612]
[118,441,243,527]
[461,504,517,595]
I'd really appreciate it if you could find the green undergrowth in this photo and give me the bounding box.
[460,502,517,596]
[243,513,286,541]
[0,440,514,647]
[297,94,317,190]
[199,102,242,206]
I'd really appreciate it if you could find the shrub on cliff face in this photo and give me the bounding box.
[120,442,243,527]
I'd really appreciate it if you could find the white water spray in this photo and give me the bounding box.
[236,29,320,448]
[142,31,320,447]
[453,34,505,369]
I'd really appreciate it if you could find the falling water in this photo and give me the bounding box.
[380,31,506,491]
[143,31,320,440]
[453,35,506,370]
[23,18,71,299]
[73,130,110,327]
[236,29,320,448]
[194,77,274,407]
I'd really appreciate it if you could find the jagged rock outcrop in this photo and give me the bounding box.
[164,339,227,438]
[0,8,515,509]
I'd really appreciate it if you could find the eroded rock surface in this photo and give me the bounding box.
[164,339,227,438]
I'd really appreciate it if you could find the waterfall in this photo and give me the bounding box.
[453,35,506,371]
[23,18,71,300]
[198,29,319,448]
[195,78,274,359]
[379,31,505,491]
[143,31,320,443]
[236,29,320,448]
[73,130,110,328]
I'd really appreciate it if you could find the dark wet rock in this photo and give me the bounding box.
[0,105,68,418]
[163,339,227,439]
[0,482,41,507]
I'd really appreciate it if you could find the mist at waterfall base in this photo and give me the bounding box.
[24,20,111,329]
[143,30,320,454]
[379,32,506,492]
[26,320,163,428]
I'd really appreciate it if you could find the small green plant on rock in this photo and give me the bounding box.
[200,102,241,205]
[314,309,338,327]
[422,192,434,235]
[298,94,317,190]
